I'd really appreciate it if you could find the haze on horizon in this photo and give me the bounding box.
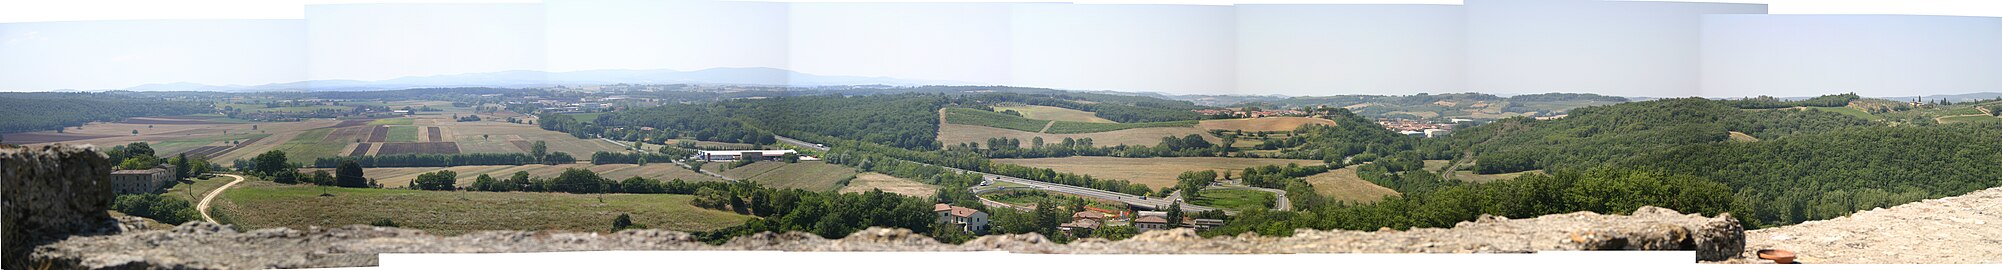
[2,0,2000,99]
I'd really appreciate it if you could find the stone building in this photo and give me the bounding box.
[108,165,173,194]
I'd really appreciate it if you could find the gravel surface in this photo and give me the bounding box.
[1738,186,2002,264]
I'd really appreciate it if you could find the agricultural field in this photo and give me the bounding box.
[151,133,268,158]
[375,142,460,155]
[938,123,1217,148]
[1939,115,2002,124]
[443,120,626,156]
[212,181,751,235]
[1195,117,1337,132]
[349,163,726,188]
[8,115,324,154]
[1299,167,1400,203]
[980,189,1125,210]
[944,108,1050,132]
[270,128,351,163]
[385,126,420,142]
[937,107,1221,147]
[1044,120,1199,134]
[564,112,608,123]
[993,157,1321,188]
[368,118,414,126]
[1448,170,1546,183]
[705,161,859,192]
[1430,159,1549,183]
[991,104,1113,123]
[838,173,938,197]
[660,139,758,150]
[1187,188,1275,212]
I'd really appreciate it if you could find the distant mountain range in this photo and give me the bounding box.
[121,67,974,92]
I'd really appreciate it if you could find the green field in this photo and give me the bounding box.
[1045,120,1200,134]
[270,128,345,163]
[369,118,415,126]
[154,133,268,156]
[943,108,1050,132]
[1940,115,2002,124]
[385,126,420,142]
[565,112,608,123]
[945,107,1199,134]
[710,161,858,192]
[992,105,1114,123]
[1188,189,1275,212]
[214,181,751,235]
[1819,106,1883,120]
[980,190,1124,210]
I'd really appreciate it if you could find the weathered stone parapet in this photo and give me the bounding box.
[3,144,118,270]
[28,206,1744,269]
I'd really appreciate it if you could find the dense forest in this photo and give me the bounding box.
[1625,123,2002,227]
[1445,97,1877,174]
[1719,93,1860,109]
[0,92,212,134]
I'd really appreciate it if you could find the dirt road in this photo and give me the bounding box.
[197,174,246,223]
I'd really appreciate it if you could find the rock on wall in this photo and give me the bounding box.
[30,206,1744,269]
[3,144,119,270]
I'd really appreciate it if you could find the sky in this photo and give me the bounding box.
[1,0,2000,97]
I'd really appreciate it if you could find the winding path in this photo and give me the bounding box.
[197,173,247,223]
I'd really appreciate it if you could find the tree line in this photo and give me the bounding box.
[312,152,573,168]
[0,92,212,134]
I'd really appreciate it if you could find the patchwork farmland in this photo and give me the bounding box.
[348,163,727,188]
[993,157,1322,188]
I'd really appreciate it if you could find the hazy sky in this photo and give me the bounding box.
[1236,4,1465,96]
[0,20,304,91]
[306,4,545,82]
[1466,0,1765,97]
[787,2,1013,86]
[546,0,788,72]
[1702,15,2002,97]
[2,0,2001,97]
[1009,4,1237,93]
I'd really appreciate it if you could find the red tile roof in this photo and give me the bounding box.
[1134,216,1169,224]
[934,203,982,218]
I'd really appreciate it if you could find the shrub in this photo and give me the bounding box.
[113,194,200,225]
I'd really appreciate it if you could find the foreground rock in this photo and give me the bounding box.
[1740,186,2002,264]
[29,206,1741,269]
[3,144,120,270]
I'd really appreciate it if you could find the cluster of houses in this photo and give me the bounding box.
[935,203,1224,236]
[1378,118,1463,138]
[1192,108,1308,118]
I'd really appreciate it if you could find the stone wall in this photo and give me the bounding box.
[3,144,119,270]
[28,206,1744,269]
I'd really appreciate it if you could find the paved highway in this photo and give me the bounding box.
[775,135,1221,213]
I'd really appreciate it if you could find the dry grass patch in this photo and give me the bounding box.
[709,161,859,192]
[939,123,1216,148]
[441,121,626,155]
[214,181,751,235]
[839,173,937,197]
[992,105,1114,123]
[354,164,725,188]
[993,157,1319,188]
[1196,117,1337,132]
[1301,167,1400,203]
